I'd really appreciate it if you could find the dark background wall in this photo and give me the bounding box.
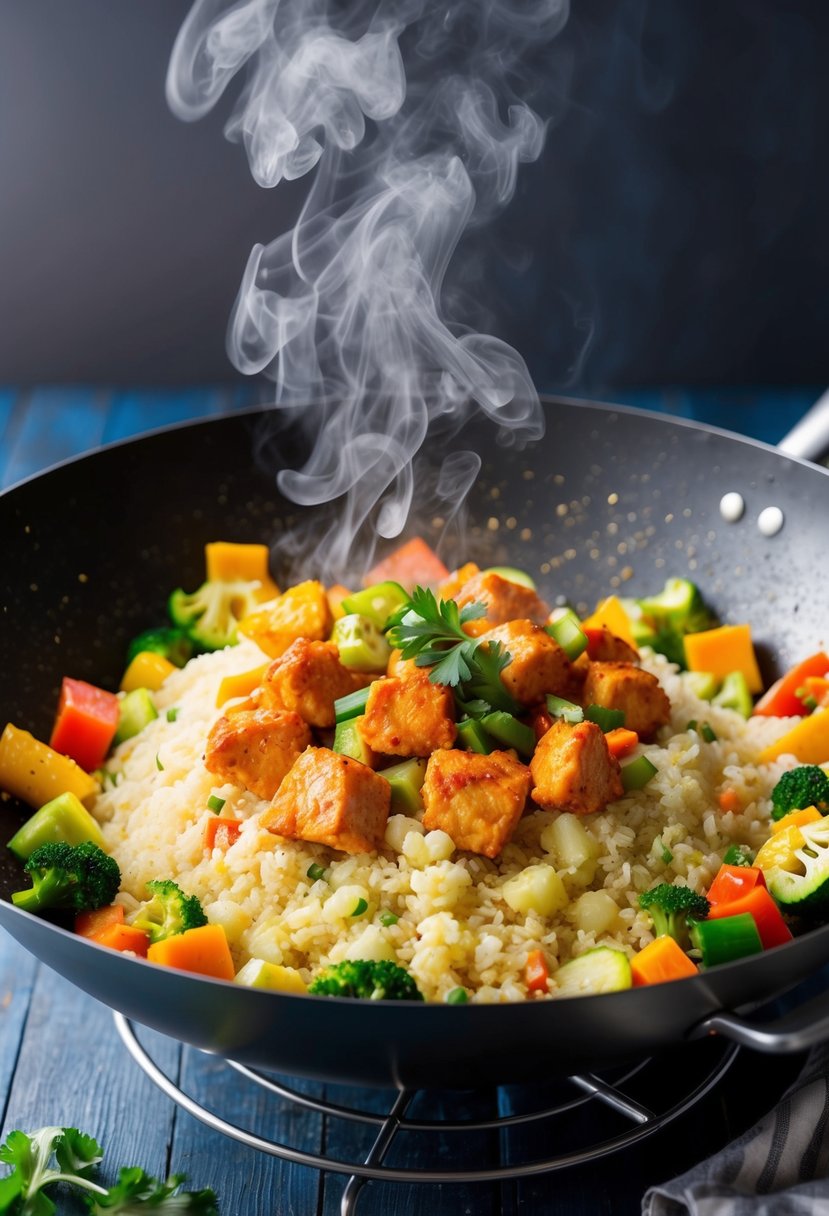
[0,0,826,393]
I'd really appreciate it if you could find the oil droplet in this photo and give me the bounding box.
[757,506,784,537]
[719,492,745,522]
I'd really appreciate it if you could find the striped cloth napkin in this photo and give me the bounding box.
[643,1043,829,1215]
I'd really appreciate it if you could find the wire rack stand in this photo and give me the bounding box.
[113,1012,739,1215]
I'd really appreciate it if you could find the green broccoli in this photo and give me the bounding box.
[131,879,207,944]
[638,882,710,950]
[307,959,423,1001]
[11,842,120,916]
[168,578,263,652]
[126,626,194,669]
[771,765,829,821]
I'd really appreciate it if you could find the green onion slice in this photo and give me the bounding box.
[621,755,658,792]
[207,794,226,814]
[307,863,327,882]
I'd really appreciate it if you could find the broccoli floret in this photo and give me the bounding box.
[168,579,263,652]
[771,766,829,821]
[307,959,423,1001]
[638,882,710,949]
[131,879,207,944]
[11,842,120,916]
[126,626,194,669]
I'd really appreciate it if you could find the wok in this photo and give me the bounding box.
[1,397,829,1090]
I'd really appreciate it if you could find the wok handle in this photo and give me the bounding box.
[777,388,829,462]
[691,985,829,1054]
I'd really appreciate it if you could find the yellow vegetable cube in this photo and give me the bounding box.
[0,723,98,807]
[540,813,599,870]
[571,889,620,934]
[205,542,279,597]
[581,596,636,649]
[502,864,569,917]
[233,958,308,993]
[683,624,763,693]
[215,664,269,708]
[237,580,333,659]
[758,710,829,766]
[120,651,177,693]
[772,806,822,834]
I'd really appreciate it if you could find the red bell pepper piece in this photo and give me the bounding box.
[364,537,449,591]
[525,949,550,993]
[753,652,829,718]
[707,885,792,950]
[49,677,120,772]
[706,864,766,907]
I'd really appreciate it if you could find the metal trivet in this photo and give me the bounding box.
[113,1012,739,1215]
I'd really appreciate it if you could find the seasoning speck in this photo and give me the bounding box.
[719,492,745,523]
[757,506,784,537]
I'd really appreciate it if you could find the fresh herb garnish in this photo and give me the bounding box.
[387,587,517,714]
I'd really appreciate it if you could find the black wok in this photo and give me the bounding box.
[1,398,829,1090]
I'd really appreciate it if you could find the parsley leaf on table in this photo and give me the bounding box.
[387,587,518,715]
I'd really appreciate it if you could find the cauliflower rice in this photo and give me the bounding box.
[93,639,797,1002]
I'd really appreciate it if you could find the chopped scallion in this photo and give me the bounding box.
[545,612,588,660]
[351,898,368,917]
[155,753,164,771]
[307,863,327,882]
[545,694,584,724]
[207,794,226,814]
[621,755,658,792]
[166,707,180,722]
[585,704,626,732]
[479,711,535,756]
[334,686,371,723]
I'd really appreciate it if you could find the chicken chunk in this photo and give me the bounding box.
[481,620,573,705]
[237,579,333,659]
[454,570,549,626]
[261,638,363,728]
[421,748,531,858]
[204,708,311,801]
[361,674,456,757]
[437,562,481,601]
[530,719,623,816]
[261,746,391,855]
[581,661,670,740]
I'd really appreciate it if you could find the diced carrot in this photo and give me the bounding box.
[49,678,120,772]
[75,903,125,939]
[758,709,829,766]
[94,923,150,958]
[326,584,352,621]
[364,537,449,591]
[147,923,236,980]
[707,884,792,950]
[631,935,698,986]
[707,864,765,907]
[772,806,822,834]
[717,788,742,813]
[605,727,639,759]
[525,949,550,993]
[753,651,829,718]
[203,817,242,851]
[684,624,763,694]
[581,597,636,649]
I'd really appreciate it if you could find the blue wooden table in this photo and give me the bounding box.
[0,385,820,1214]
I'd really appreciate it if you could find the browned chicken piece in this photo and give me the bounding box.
[530,719,623,816]
[454,570,550,626]
[437,561,481,601]
[260,639,364,728]
[262,746,391,855]
[237,579,333,659]
[361,674,456,757]
[204,708,311,801]
[386,647,423,680]
[481,620,572,705]
[581,661,670,740]
[421,748,531,858]
[583,625,640,665]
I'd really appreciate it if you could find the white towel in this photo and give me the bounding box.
[644,1044,829,1215]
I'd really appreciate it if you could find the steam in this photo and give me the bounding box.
[168,0,568,579]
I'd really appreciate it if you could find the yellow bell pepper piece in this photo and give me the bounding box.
[771,806,822,834]
[120,651,177,693]
[0,723,98,808]
[581,596,636,649]
[754,823,806,873]
[205,542,279,601]
[683,624,763,694]
[237,580,333,659]
[758,709,829,766]
[233,958,308,993]
[215,663,269,708]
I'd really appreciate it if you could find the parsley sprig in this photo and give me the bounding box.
[386,587,518,715]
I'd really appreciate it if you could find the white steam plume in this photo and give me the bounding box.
[168,0,568,580]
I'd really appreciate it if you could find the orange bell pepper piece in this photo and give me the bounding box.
[707,864,765,907]
[147,923,235,980]
[753,651,829,718]
[94,922,150,958]
[772,806,822,834]
[707,885,792,950]
[203,817,242,851]
[631,935,698,986]
[50,678,120,772]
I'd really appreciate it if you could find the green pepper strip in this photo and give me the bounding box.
[689,912,763,967]
[334,686,371,723]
